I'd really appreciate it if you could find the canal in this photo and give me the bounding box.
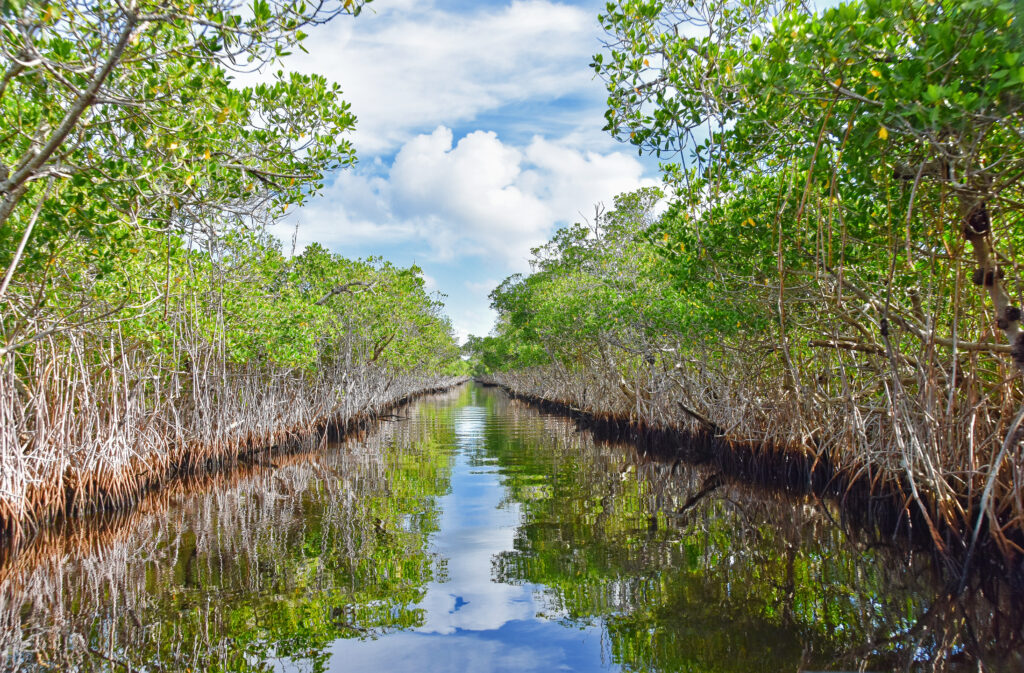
[1,383,1021,672]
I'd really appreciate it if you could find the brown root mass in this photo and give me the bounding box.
[479,375,1024,586]
[0,343,465,544]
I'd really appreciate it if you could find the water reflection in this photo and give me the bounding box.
[416,404,532,635]
[1,384,1021,672]
[1,387,467,672]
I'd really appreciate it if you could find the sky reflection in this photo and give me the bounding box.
[6,385,1019,672]
[318,404,614,672]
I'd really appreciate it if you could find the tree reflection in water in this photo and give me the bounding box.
[485,389,1023,673]
[1,387,468,672]
[1,384,1021,673]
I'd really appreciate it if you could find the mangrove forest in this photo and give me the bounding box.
[2,0,1024,671]
[472,0,1024,576]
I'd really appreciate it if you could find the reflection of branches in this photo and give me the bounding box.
[673,473,722,518]
[829,596,949,671]
[485,385,1024,672]
[0,393,455,670]
[88,643,169,672]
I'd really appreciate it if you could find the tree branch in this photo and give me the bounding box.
[314,280,374,306]
[0,13,138,211]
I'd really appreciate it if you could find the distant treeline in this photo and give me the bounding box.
[468,0,1024,565]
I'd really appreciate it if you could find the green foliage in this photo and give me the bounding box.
[470,188,679,375]
[477,1,1024,540]
[0,0,463,383]
[596,0,1024,185]
[0,0,368,281]
[479,0,1024,381]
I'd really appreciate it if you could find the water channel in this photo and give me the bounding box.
[1,383,1021,672]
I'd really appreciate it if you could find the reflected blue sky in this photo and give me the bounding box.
[322,620,611,673]
[301,403,618,672]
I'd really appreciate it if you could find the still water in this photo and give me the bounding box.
[1,384,1021,672]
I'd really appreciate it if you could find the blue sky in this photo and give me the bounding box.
[261,0,662,342]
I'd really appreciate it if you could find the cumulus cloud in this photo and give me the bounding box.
[390,128,552,265]
[260,1,662,340]
[273,0,600,155]
[283,126,656,269]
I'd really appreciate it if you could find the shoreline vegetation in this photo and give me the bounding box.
[0,385,465,581]
[0,395,462,671]
[479,378,1019,587]
[1,366,465,542]
[4,385,1021,672]
[465,1,1024,579]
[0,0,468,541]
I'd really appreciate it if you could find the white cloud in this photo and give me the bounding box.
[521,135,651,225]
[282,126,656,271]
[259,1,663,340]
[275,124,656,340]
[390,128,552,266]
[275,0,600,155]
[421,271,439,293]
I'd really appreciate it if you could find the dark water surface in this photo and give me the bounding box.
[2,384,1022,672]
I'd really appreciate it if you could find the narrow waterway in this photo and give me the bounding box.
[1,384,1021,672]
